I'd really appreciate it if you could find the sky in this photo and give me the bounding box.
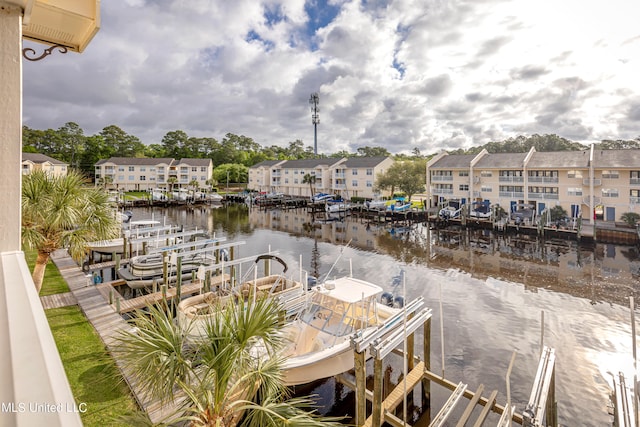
[22,0,640,155]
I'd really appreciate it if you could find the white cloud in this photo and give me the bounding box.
[22,0,640,156]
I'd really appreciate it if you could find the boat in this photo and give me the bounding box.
[277,276,402,386]
[117,251,216,289]
[326,202,351,213]
[150,188,168,201]
[86,219,164,254]
[365,199,387,210]
[311,193,334,202]
[177,254,305,339]
[387,201,412,212]
[439,199,463,219]
[469,200,491,219]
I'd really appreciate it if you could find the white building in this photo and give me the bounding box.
[95,157,213,191]
[22,152,68,177]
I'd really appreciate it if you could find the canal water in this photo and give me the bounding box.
[123,204,639,426]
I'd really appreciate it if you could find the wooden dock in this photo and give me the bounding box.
[49,250,181,423]
[40,291,77,309]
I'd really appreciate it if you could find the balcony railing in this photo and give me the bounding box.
[582,178,602,186]
[630,178,640,185]
[528,193,559,200]
[432,188,453,195]
[498,176,524,183]
[528,177,559,184]
[499,191,524,198]
[631,197,640,204]
[431,175,453,182]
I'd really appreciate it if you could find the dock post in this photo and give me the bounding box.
[115,296,121,314]
[176,257,182,300]
[109,289,114,305]
[423,314,432,414]
[354,350,367,426]
[115,254,120,272]
[372,357,384,427]
[123,236,128,259]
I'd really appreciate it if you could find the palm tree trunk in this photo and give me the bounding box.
[32,251,50,293]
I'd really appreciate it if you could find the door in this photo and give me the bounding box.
[538,202,546,215]
[606,206,615,222]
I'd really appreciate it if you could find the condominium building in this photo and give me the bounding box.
[248,156,394,199]
[427,145,640,222]
[22,152,68,177]
[95,157,213,191]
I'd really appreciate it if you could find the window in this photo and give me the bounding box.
[352,169,358,175]
[432,170,452,177]
[118,167,125,172]
[480,171,492,177]
[158,167,165,172]
[201,166,207,172]
[459,171,469,177]
[366,168,373,176]
[567,170,583,178]
[602,170,619,179]
[140,167,146,172]
[481,185,492,192]
[118,175,124,181]
[294,179,299,184]
[128,175,134,181]
[499,170,523,177]
[201,176,206,181]
[567,187,583,196]
[294,170,298,175]
[192,167,197,172]
[284,178,289,184]
[602,188,619,197]
[140,176,146,181]
[128,166,135,172]
[352,180,358,187]
[150,177,155,181]
[180,167,188,173]
[366,180,373,187]
[459,184,469,191]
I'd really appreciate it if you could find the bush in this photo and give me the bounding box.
[621,212,640,227]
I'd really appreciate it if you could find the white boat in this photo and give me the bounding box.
[365,199,387,210]
[117,251,215,289]
[277,276,401,386]
[86,219,163,254]
[177,254,305,339]
[387,202,412,212]
[469,201,491,219]
[150,188,168,201]
[439,199,463,219]
[312,193,334,202]
[326,202,351,213]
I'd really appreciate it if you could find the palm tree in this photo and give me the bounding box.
[113,299,342,426]
[21,170,120,292]
[302,173,316,200]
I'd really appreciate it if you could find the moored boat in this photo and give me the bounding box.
[277,276,402,386]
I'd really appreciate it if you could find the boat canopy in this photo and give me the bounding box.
[319,277,383,303]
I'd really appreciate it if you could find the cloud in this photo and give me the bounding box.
[21,0,640,156]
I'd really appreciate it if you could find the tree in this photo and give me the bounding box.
[113,299,342,426]
[621,212,640,227]
[356,146,390,157]
[395,160,426,201]
[167,176,178,193]
[100,125,145,157]
[21,170,120,292]
[213,163,249,185]
[302,173,316,199]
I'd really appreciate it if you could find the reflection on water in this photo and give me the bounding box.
[128,205,637,426]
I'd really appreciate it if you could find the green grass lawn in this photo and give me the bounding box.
[24,249,70,296]
[45,306,137,426]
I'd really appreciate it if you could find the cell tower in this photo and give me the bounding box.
[309,92,319,156]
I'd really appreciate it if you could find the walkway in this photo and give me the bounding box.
[49,249,176,424]
[40,291,77,309]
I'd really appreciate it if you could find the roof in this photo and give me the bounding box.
[474,152,529,168]
[319,276,383,303]
[527,150,590,168]
[96,157,174,166]
[591,149,640,168]
[342,156,391,168]
[175,158,212,166]
[430,154,477,169]
[250,160,284,168]
[22,153,67,165]
[279,158,345,169]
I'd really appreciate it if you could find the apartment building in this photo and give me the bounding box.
[427,146,640,222]
[248,156,394,199]
[22,152,68,177]
[95,157,213,191]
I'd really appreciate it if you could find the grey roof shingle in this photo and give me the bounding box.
[22,153,67,165]
[342,156,391,167]
[96,157,175,166]
[278,158,344,169]
[175,158,212,166]
[430,154,477,168]
[527,150,590,168]
[475,152,529,168]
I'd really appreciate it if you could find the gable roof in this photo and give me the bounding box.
[278,158,344,169]
[95,157,174,166]
[22,152,67,165]
[175,158,212,166]
[342,156,391,168]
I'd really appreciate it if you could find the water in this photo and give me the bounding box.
[125,204,638,426]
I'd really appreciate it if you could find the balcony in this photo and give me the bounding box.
[582,178,602,186]
[334,172,346,178]
[582,196,602,205]
[431,175,453,182]
[630,178,640,186]
[499,191,524,198]
[528,177,559,184]
[528,193,559,200]
[498,176,524,183]
[432,188,453,195]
